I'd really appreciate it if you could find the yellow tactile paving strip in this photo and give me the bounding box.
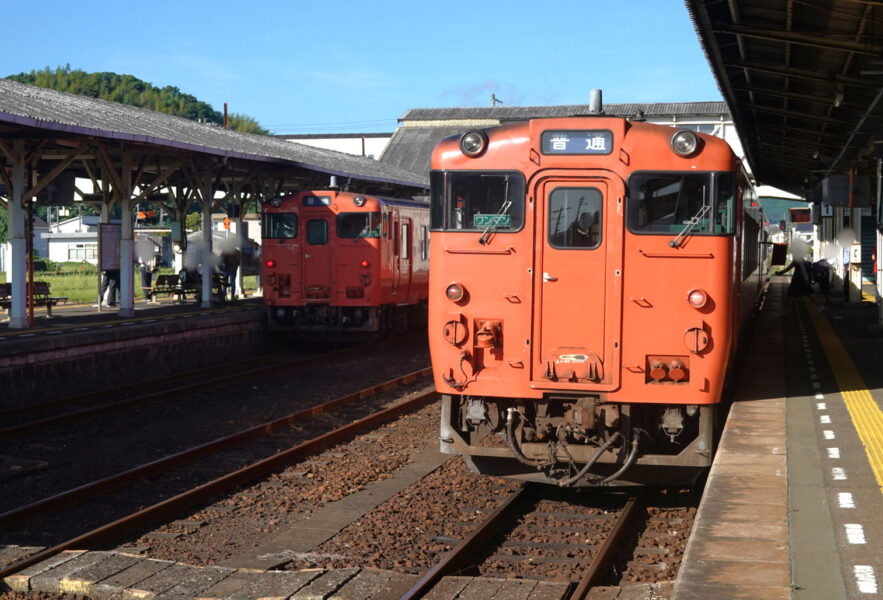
[806,303,883,494]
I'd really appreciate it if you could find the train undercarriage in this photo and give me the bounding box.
[439,393,716,486]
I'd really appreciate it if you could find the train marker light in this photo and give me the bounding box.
[361,259,370,268]
[687,289,707,309]
[670,129,700,156]
[445,282,465,302]
[266,259,276,269]
[459,131,488,157]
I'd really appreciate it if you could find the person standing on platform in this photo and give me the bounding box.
[97,268,120,307]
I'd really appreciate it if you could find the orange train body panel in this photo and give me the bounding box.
[262,190,429,336]
[429,114,768,486]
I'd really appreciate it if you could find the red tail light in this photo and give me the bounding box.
[687,289,707,308]
[266,259,276,268]
[361,259,369,268]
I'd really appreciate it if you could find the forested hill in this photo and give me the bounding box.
[6,65,270,135]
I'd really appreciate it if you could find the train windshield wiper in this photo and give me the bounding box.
[669,203,710,248]
[478,175,511,245]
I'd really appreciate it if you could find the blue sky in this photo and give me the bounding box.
[2,1,721,135]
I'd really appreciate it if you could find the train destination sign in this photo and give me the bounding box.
[303,196,331,206]
[541,130,613,155]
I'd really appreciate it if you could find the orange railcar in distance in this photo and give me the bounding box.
[262,189,429,339]
[430,94,767,486]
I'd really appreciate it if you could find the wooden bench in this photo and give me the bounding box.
[0,282,10,310]
[0,282,67,315]
[32,281,67,316]
[150,274,179,298]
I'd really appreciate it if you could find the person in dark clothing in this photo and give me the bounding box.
[778,258,816,307]
[98,269,120,307]
[811,259,833,306]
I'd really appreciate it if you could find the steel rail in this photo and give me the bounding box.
[0,334,420,438]
[399,485,531,600]
[0,387,440,580]
[0,367,432,531]
[568,494,643,600]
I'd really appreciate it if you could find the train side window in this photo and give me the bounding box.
[715,174,736,234]
[548,187,603,249]
[430,170,525,232]
[306,219,328,245]
[262,213,297,239]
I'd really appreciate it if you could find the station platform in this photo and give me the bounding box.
[0,295,268,405]
[673,277,883,599]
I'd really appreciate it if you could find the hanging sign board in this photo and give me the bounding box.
[99,223,121,270]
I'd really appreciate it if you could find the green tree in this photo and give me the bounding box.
[6,66,270,135]
[185,211,201,231]
[0,204,7,244]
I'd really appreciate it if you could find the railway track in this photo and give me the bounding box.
[0,371,437,580]
[401,486,644,600]
[0,333,422,438]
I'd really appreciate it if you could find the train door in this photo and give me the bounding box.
[392,212,401,294]
[532,176,624,389]
[400,218,412,301]
[302,216,332,300]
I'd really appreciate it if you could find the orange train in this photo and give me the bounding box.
[261,189,429,337]
[429,97,768,486]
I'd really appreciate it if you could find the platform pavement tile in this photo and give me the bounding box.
[685,537,788,564]
[717,436,788,454]
[224,569,325,600]
[696,497,787,523]
[329,568,392,600]
[673,579,791,600]
[291,567,360,600]
[712,450,788,467]
[615,584,674,600]
[676,557,791,589]
[156,565,235,599]
[421,575,472,600]
[122,563,200,599]
[90,558,174,600]
[196,569,261,599]
[693,518,788,541]
[60,551,143,595]
[32,551,116,594]
[365,572,419,600]
[456,577,506,600]
[525,581,570,600]
[0,546,44,570]
[700,474,788,501]
[490,578,537,600]
[3,549,85,592]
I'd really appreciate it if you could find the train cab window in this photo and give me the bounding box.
[306,219,328,245]
[430,171,525,232]
[627,172,735,236]
[337,212,382,238]
[262,213,298,239]
[548,188,603,249]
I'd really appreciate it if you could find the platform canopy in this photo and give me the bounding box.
[686,0,883,196]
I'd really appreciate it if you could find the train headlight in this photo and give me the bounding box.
[670,129,700,156]
[459,130,488,157]
[687,288,707,309]
[353,195,366,207]
[445,282,465,302]
[270,196,283,207]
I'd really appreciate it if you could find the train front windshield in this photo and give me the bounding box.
[430,171,525,231]
[627,172,735,235]
[337,212,382,238]
[263,213,298,239]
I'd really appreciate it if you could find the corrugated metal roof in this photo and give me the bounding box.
[0,78,427,190]
[686,0,883,195]
[399,102,729,122]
